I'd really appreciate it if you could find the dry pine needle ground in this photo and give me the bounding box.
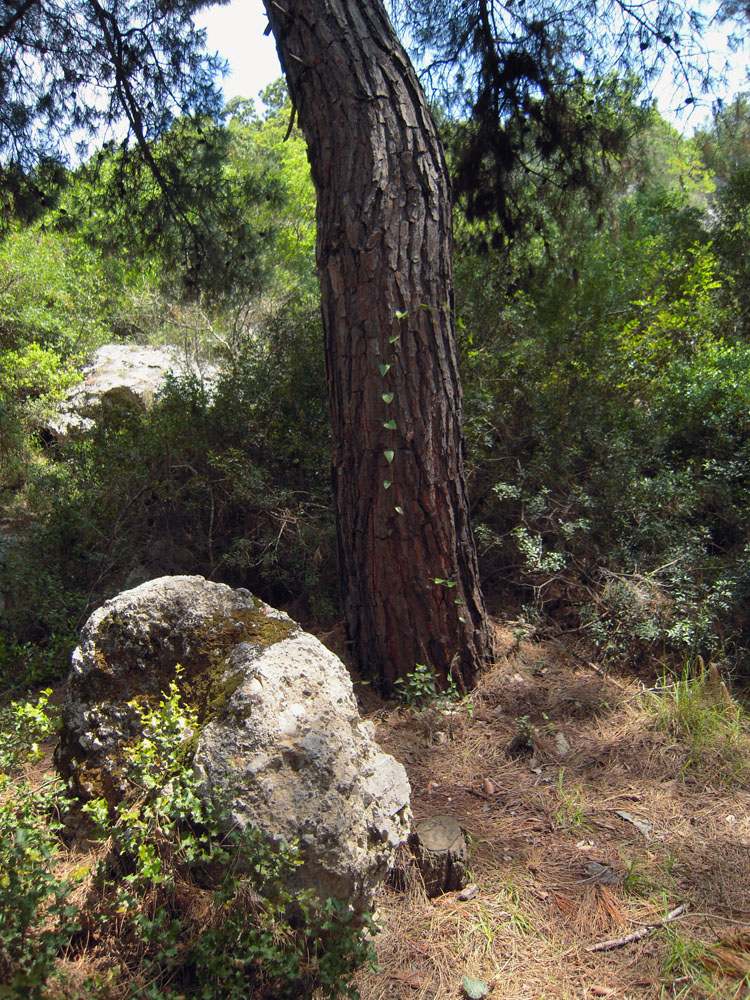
[355,625,750,1000]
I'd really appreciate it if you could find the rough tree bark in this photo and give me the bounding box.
[263,0,491,690]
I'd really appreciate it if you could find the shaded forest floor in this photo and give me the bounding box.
[352,624,750,1000]
[12,620,750,999]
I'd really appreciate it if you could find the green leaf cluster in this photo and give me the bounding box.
[0,674,378,999]
[457,94,750,675]
[0,695,77,999]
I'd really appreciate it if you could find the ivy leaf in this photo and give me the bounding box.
[382,392,394,404]
[383,480,392,490]
[383,419,397,430]
[394,506,404,515]
[384,450,394,464]
[389,333,401,343]
[379,363,391,376]
[461,975,488,999]
[395,309,408,320]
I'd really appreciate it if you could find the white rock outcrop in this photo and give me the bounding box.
[57,575,411,911]
[46,344,218,441]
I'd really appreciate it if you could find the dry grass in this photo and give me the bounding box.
[354,626,750,1000]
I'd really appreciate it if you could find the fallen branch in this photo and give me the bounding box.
[586,904,687,952]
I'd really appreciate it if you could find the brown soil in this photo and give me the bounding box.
[352,624,750,1000]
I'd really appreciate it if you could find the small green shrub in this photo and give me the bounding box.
[393,662,464,710]
[0,693,78,1000]
[80,670,378,999]
[0,687,57,771]
[393,662,441,708]
[553,770,589,831]
[0,780,79,999]
[660,925,716,999]
[644,662,750,782]
[0,674,379,999]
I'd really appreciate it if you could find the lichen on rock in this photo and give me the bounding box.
[56,576,286,801]
[56,575,411,911]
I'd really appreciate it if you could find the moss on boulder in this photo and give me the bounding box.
[56,576,296,802]
[56,575,411,911]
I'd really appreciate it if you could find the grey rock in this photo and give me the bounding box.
[457,882,479,901]
[46,344,219,441]
[615,809,653,839]
[554,731,572,758]
[57,575,274,799]
[584,861,620,886]
[57,575,411,911]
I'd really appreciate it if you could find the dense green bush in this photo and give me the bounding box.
[0,296,333,691]
[0,219,191,494]
[456,110,750,676]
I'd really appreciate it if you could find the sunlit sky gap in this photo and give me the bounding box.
[195,0,748,132]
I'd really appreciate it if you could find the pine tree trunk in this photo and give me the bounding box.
[263,0,490,690]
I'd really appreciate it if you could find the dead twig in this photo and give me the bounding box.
[585,660,630,691]
[585,904,687,952]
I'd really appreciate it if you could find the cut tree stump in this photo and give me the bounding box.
[409,814,468,897]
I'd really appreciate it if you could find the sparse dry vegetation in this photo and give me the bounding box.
[354,626,750,1000]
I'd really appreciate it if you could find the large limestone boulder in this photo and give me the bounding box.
[57,576,411,911]
[46,344,218,441]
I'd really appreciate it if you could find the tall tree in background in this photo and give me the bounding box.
[391,0,716,238]
[263,0,491,690]
[0,0,225,221]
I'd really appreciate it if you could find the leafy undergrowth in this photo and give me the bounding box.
[0,680,375,999]
[355,626,750,1000]
[1,623,749,998]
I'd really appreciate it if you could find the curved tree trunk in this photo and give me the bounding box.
[263,0,490,690]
